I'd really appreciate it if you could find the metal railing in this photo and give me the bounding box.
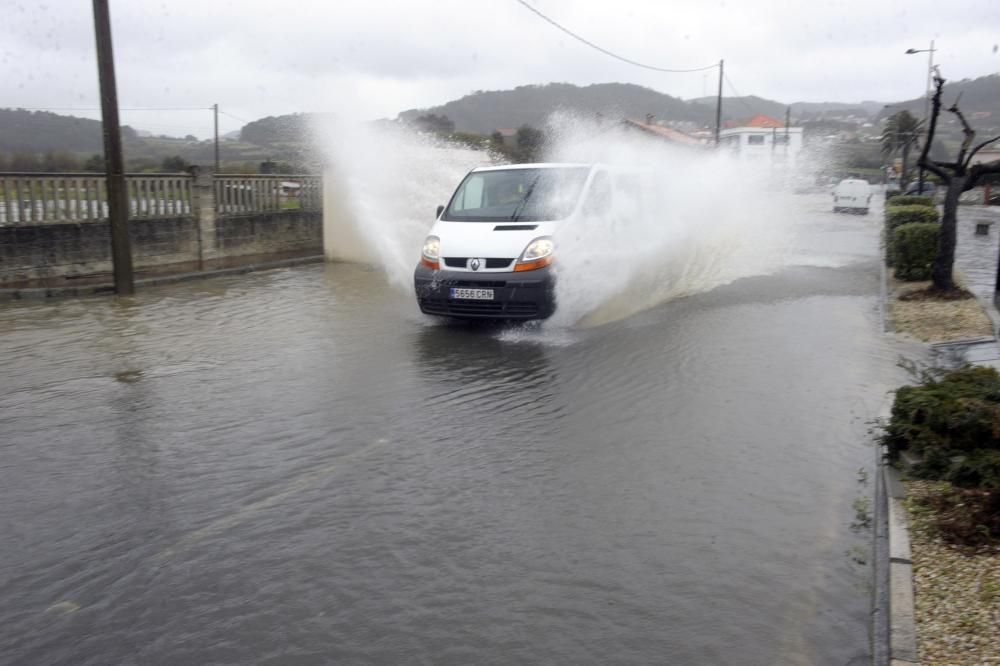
[0,173,323,225]
[214,175,322,215]
[0,173,193,225]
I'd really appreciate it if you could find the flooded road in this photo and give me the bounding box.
[1,194,917,665]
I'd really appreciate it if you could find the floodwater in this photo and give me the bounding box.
[1,193,917,665]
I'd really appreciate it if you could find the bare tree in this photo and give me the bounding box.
[919,69,1000,292]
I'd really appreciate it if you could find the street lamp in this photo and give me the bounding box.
[906,40,936,191]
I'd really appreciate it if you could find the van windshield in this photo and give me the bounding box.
[442,167,590,222]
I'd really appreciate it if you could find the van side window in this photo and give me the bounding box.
[455,175,485,212]
[583,172,612,217]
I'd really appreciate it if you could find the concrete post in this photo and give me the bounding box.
[189,165,216,270]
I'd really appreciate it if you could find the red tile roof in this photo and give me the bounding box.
[623,119,703,146]
[734,114,785,129]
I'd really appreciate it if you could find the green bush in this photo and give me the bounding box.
[886,195,935,208]
[892,222,940,280]
[885,204,940,230]
[884,205,941,265]
[882,366,1000,488]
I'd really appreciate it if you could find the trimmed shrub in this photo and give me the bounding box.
[882,365,1000,488]
[886,194,935,208]
[885,204,941,265]
[892,222,940,280]
[885,204,940,231]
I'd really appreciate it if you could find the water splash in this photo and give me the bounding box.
[543,113,800,327]
[315,113,808,326]
[315,118,494,289]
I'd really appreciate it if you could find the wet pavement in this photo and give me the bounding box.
[1,194,919,665]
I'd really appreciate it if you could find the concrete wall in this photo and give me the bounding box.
[0,211,322,288]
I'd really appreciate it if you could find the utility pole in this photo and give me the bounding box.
[920,40,934,192]
[213,103,220,173]
[923,40,934,125]
[906,40,936,192]
[785,106,791,157]
[92,0,134,295]
[714,59,724,146]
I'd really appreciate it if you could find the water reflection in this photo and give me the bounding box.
[0,215,919,664]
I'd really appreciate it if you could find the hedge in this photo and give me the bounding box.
[892,222,940,280]
[885,204,940,231]
[882,366,1000,488]
[885,205,940,266]
[886,194,935,208]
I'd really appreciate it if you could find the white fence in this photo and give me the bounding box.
[0,173,321,225]
[214,175,322,215]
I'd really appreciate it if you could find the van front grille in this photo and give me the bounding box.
[442,258,515,269]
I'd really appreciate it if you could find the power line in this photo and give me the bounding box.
[513,0,718,74]
[723,73,757,115]
[7,106,212,111]
[219,110,250,124]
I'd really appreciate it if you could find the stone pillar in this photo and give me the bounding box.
[188,165,216,270]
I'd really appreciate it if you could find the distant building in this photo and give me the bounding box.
[494,128,517,147]
[621,116,706,148]
[719,114,804,168]
[971,148,1000,167]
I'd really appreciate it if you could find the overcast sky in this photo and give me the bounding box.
[3,0,999,139]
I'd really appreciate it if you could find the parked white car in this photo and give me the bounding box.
[832,179,872,214]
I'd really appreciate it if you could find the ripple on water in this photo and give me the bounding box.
[0,250,916,664]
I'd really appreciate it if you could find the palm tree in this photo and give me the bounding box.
[881,110,923,186]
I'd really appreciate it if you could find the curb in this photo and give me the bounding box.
[874,395,919,666]
[0,255,325,301]
[883,462,919,665]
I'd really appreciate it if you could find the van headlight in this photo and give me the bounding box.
[515,237,554,272]
[421,235,440,270]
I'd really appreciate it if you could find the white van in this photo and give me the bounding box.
[832,179,872,214]
[414,163,645,320]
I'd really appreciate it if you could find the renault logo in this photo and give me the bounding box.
[470,258,481,271]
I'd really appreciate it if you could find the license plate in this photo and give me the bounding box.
[450,288,494,300]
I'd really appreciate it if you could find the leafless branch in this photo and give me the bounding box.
[965,159,1000,191]
[965,134,1000,170]
[948,100,976,169]
[919,71,952,183]
[923,160,950,181]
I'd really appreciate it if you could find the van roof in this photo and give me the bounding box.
[471,162,592,173]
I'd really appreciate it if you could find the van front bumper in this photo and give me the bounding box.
[413,264,556,320]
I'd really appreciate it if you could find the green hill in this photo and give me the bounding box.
[0,109,138,155]
[397,82,714,133]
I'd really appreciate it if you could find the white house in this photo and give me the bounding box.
[718,114,804,169]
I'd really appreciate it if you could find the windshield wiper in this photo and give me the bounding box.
[510,176,540,221]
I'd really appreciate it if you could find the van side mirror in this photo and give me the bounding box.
[436,205,444,218]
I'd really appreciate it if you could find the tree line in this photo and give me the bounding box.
[0,151,196,173]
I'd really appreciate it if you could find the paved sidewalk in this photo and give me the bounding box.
[876,205,1000,665]
[933,206,1000,367]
